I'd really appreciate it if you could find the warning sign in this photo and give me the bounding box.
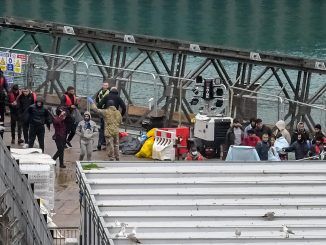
[17,54,27,64]
[0,57,6,71]
[0,52,25,73]
[14,58,22,73]
[6,57,14,71]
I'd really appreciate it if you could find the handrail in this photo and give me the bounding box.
[0,138,53,244]
[89,64,157,115]
[0,46,89,94]
[230,85,284,120]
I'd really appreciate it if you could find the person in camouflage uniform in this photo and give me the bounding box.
[88,98,122,160]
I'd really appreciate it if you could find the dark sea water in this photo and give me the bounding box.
[1,0,326,59]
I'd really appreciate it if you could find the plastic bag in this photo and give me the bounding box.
[135,137,155,158]
[71,109,83,123]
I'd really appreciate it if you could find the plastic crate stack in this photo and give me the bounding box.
[10,148,55,210]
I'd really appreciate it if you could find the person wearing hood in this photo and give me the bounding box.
[8,84,22,144]
[88,97,122,161]
[98,87,126,116]
[274,120,291,144]
[27,97,52,152]
[291,122,310,144]
[16,87,37,147]
[76,111,98,161]
[283,133,309,160]
[52,106,67,168]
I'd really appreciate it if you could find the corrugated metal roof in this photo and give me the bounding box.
[77,161,326,244]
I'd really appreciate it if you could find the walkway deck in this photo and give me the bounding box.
[2,118,139,228]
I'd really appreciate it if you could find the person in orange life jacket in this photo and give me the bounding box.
[185,147,204,161]
[16,87,37,147]
[27,97,52,153]
[8,84,22,144]
[60,86,78,148]
[95,82,110,151]
[0,69,9,137]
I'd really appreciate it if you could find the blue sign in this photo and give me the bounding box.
[7,64,13,71]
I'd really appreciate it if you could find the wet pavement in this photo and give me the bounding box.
[2,120,139,228]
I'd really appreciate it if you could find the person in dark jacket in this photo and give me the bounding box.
[52,106,67,168]
[0,69,9,133]
[8,84,22,144]
[255,133,270,160]
[312,124,324,144]
[254,118,272,139]
[283,133,309,160]
[95,82,110,150]
[291,122,310,144]
[225,118,244,152]
[309,136,325,160]
[60,86,78,147]
[98,87,126,116]
[16,87,36,147]
[27,97,52,152]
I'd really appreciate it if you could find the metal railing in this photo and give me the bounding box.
[0,138,53,244]
[50,227,80,245]
[229,85,326,123]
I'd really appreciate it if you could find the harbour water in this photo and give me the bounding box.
[1,0,326,59]
[1,0,325,124]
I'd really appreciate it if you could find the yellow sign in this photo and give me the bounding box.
[14,58,22,73]
[0,57,6,71]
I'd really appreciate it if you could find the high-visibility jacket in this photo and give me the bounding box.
[64,94,76,107]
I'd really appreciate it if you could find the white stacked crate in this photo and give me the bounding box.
[10,148,56,210]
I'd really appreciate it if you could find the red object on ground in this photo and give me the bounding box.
[160,127,190,155]
[119,132,128,138]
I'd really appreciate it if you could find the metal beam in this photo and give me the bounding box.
[1,16,325,73]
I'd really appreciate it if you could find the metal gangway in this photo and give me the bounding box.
[0,137,53,244]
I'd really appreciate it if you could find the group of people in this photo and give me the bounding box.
[0,72,126,167]
[1,68,325,164]
[225,118,326,161]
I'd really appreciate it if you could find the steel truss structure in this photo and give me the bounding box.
[0,16,325,130]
